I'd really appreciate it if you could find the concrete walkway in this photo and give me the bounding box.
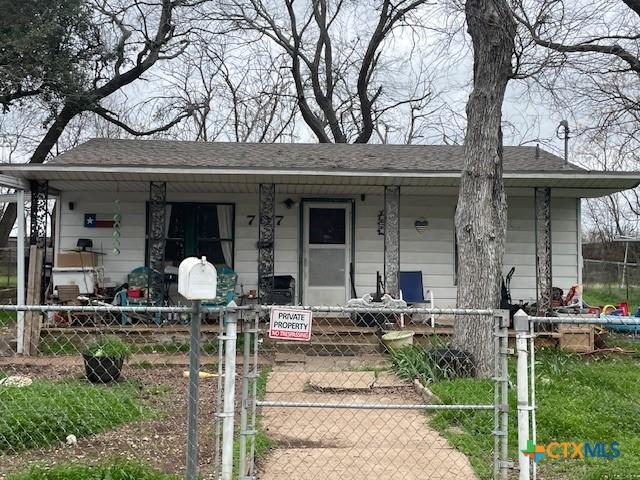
[260,368,478,480]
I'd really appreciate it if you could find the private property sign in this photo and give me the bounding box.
[268,308,313,341]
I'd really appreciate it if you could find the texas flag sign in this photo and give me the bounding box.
[84,213,115,228]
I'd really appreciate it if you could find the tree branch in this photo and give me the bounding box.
[92,106,192,136]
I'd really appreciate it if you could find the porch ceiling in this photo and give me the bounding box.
[1,164,638,198]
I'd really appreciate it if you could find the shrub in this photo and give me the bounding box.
[84,336,132,360]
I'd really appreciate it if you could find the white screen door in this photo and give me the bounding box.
[303,203,351,305]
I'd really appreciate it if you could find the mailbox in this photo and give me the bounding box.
[178,256,217,300]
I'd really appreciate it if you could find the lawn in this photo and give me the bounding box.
[0,265,17,287]
[7,459,179,480]
[37,336,227,356]
[233,366,273,473]
[0,310,16,327]
[0,379,149,452]
[391,340,640,480]
[583,285,640,311]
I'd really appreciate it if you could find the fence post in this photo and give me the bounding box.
[493,310,510,480]
[499,310,510,480]
[238,309,255,479]
[186,300,202,480]
[221,302,239,480]
[16,189,25,355]
[514,309,531,480]
[247,307,261,478]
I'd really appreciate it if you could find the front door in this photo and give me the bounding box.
[303,202,351,305]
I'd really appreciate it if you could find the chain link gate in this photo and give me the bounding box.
[219,306,511,480]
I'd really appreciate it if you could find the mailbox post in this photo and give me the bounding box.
[178,257,218,480]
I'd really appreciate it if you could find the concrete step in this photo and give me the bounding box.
[273,341,382,356]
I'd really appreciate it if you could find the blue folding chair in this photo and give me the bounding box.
[399,271,435,327]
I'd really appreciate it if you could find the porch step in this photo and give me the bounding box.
[273,341,382,356]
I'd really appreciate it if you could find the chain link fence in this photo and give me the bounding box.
[0,304,511,480]
[0,304,225,480]
[514,312,640,480]
[583,258,640,307]
[0,247,17,303]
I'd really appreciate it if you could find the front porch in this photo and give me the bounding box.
[4,177,582,330]
[3,139,636,355]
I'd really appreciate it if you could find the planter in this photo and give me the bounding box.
[381,330,415,350]
[83,354,124,383]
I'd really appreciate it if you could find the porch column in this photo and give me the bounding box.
[535,187,552,315]
[29,180,48,249]
[29,180,48,303]
[258,184,275,303]
[384,186,400,297]
[148,181,167,276]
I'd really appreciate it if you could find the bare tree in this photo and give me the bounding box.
[512,0,640,156]
[0,0,196,246]
[161,40,298,142]
[576,131,640,242]
[210,0,435,143]
[453,0,516,376]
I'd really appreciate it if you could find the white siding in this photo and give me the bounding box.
[58,191,261,292]
[57,190,579,307]
[352,194,578,307]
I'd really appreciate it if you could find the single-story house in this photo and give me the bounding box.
[1,139,638,307]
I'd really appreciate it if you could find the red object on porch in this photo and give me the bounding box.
[127,288,143,298]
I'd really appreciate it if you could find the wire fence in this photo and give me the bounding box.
[0,246,17,297]
[583,258,640,306]
[0,304,222,480]
[513,312,640,480]
[0,304,510,480]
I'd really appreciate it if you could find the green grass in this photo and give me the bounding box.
[0,266,17,287]
[38,337,236,356]
[583,285,640,311]
[37,338,83,356]
[390,346,495,478]
[0,310,16,327]
[233,366,273,473]
[7,459,179,480]
[85,336,132,359]
[391,343,640,480]
[0,379,149,452]
[533,347,640,479]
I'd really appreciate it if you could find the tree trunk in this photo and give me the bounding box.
[0,203,17,248]
[453,0,515,377]
[0,105,77,248]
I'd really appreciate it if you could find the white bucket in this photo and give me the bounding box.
[381,330,415,350]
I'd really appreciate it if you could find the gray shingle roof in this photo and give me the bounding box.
[48,138,582,172]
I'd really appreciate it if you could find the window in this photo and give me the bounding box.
[309,208,346,244]
[157,203,234,268]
